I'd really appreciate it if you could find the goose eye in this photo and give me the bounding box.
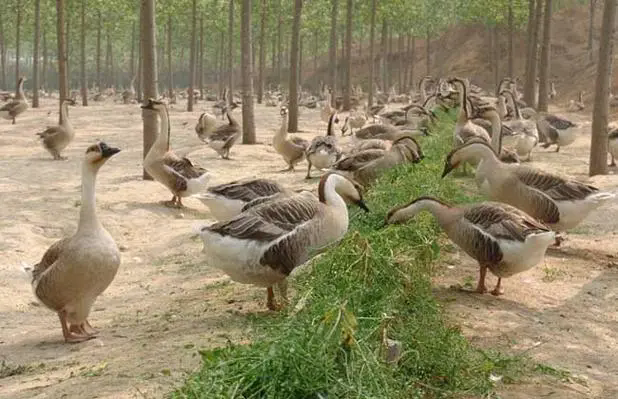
[86,145,98,153]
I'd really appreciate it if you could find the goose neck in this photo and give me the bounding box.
[77,162,103,233]
[486,112,502,154]
[153,107,170,151]
[60,101,72,128]
[400,198,459,227]
[17,79,25,101]
[319,175,348,212]
[275,115,289,141]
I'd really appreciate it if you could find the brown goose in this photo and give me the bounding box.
[36,98,76,160]
[0,77,28,124]
[206,108,241,159]
[273,106,309,171]
[305,112,342,179]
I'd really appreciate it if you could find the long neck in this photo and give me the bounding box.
[60,102,71,128]
[153,107,170,151]
[460,143,500,167]
[320,176,348,211]
[17,80,25,100]
[487,111,502,154]
[420,78,428,103]
[77,163,102,233]
[275,114,288,142]
[327,114,335,136]
[454,81,468,122]
[507,92,522,120]
[401,199,460,228]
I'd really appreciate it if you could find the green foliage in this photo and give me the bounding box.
[171,112,522,399]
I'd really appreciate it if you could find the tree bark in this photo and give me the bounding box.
[367,0,376,106]
[188,0,197,111]
[525,0,543,107]
[588,0,596,51]
[42,26,47,91]
[227,0,234,98]
[66,14,70,89]
[0,9,5,90]
[425,28,431,75]
[257,0,266,103]
[386,27,392,89]
[397,34,404,92]
[537,0,552,112]
[80,0,87,106]
[15,1,21,90]
[589,0,616,176]
[140,0,159,180]
[241,0,256,143]
[167,16,173,99]
[288,0,302,132]
[136,8,143,102]
[403,33,410,91]
[33,0,41,107]
[409,36,415,90]
[277,0,282,85]
[96,10,101,91]
[508,0,514,78]
[56,0,68,123]
[343,0,352,111]
[493,26,500,89]
[130,21,136,79]
[328,0,338,102]
[380,19,387,91]
[299,34,303,87]
[199,15,204,99]
[218,30,225,96]
[313,29,318,73]
[524,0,535,91]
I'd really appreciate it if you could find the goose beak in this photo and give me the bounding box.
[356,199,370,212]
[441,162,455,178]
[141,99,155,110]
[100,142,121,158]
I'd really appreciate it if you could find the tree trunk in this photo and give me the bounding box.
[0,9,5,90]
[380,19,387,91]
[15,1,21,89]
[241,0,256,144]
[257,0,266,103]
[328,0,338,101]
[403,33,410,91]
[588,0,596,51]
[508,0,514,78]
[96,10,101,91]
[271,24,276,79]
[199,15,204,100]
[288,0,302,132]
[167,16,173,98]
[299,34,303,86]
[397,34,404,92]
[589,0,616,176]
[524,0,535,92]
[537,0,552,112]
[525,0,543,108]
[425,28,431,75]
[277,0,282,85]
[386,27,392,89]
[409,37,415,90]
[367,0,376,106]
[80,0,87,106]
[343,0,352,110]
[227,0,234,98]
[140,0,159,180]
[136,7,143,102]
[33,0,41,107]
[130,21,136,79]
[313,29,318,73]
[339,28,345,91]
[56,0,68,123]
[188,0,197,111]
[218,30,225,96]
[42,26,47,90]
[66,15,70,89]
[493,26,500,89]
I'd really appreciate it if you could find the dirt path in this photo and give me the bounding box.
[0,100,616,398]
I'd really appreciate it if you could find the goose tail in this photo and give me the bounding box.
[589,191,616,204]
[20,261,34,281]
[185,172,212,197]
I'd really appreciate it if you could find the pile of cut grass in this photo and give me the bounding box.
[172,112,517,398]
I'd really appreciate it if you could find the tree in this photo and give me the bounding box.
[96,10,102,90]
[507,0,514,78]
[57,0,69,122]
[167,15,173,99]
[227,0,234,99]
[80,0,88,106]
[537,0,552,112]
[257,0,266,103]
[524,0,535,86]
[288,0,302,132]
[367,0,376,106]
[15,1,22,89]
[188,0,197,112]
[33,0,41,108]
[0,8,5,90]
[343,0,352,110]
[587,0,596,60]
[589,0,616,176]
[328,0,338,101]
[524,0,543,108]
[241,0,255,144]
[140,0,159,180]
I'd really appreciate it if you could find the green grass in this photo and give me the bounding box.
[171,112,520,398]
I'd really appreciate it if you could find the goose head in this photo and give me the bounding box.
[280,106,288,116]
[84,141,121,169]
[442,140,497,178]
[141,98,166,112]
[385,196,450,225]
[318,173,369,212]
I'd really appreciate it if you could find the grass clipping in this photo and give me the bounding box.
[174,113,513,398]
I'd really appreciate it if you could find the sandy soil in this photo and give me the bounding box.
[0,98,616,398]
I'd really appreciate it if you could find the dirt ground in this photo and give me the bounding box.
[0,98,616,398]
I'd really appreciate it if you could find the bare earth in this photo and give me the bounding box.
[0,99,616,398]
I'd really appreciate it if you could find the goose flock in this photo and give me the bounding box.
[3,74,616,343]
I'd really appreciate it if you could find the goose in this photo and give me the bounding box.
[305,112,342,179]
[341,110,367,136]
[497,94,508,120]
[198,172,369,310]
[501,90,539,161]
[36,98,76,160]
[535,112,578,152]
[204,108,241,159]
[0,77,28,124]
[386,196,555,295]
[142,98,210,207]
[273,106,309,171]
[411,75,433,105]
[549,81,557,99]
[447,78,491,146]
[608,126,618,167]
[567,91,585,112]
[22,142,121,342]
[474,103,520,164]
[366,103,386,123]
[354,123,426,141]
[349,138,391,153]
[442,140,616,234]
[194,111,219,142]
[195,178,289,221]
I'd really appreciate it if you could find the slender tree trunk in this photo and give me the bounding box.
[367,0,376,106]
[524,0,535,86]
[403,33,410,91]
[167,16,173,99]
[56,0,68,123]
[257,0,266,103]
[328,0,338,102]
[136,7,143,102]
[299,34,303,86]
[525,0,543,107]
[15,2,21,89]
[218,30,225,96]
[277,0,282,85]
[199,15,204,99]
[0,9,5,90]
[33,0,41,107]
[410,37,415,89]
[66,15,70,89]
[358,26,363,59]
[80,0,87,106]
[537,0,552,112]
[379,19,387,91]
[493,27,500,89]
[42,27,47,91]
[397,34,404,92]
[339,28,345,91]
[313,29,318,73]
[271,25,276,79]
[343,0,352,110]
[96,11,101,91]
[590,0,616,176]
[508,0,514,78]
[288,0,302,132]
[188,0,197,111]
[386,27,392,89]
[227,0,234,98]
[241,0,255,143]
[140,0,159,180]
[588,0,597,62]
[425,28,431,75]
[130,21,136,79]
[108,34,115,89]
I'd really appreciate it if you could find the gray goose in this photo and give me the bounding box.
[0,77,28,124]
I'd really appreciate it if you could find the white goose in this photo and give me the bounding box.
[199,173,369,310]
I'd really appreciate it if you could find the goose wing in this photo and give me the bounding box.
[37,126,65,141]
[544,114,576,130]
[334,149,385,171]
[0,100,20,113]
[307,135,338,155]
[290,136,309,150]
[608,127,618,140]
[208,179,285,202]
[355,124,391,140]
[31,238,70,283]
[163,153,206,180]
[514,167,598,201]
